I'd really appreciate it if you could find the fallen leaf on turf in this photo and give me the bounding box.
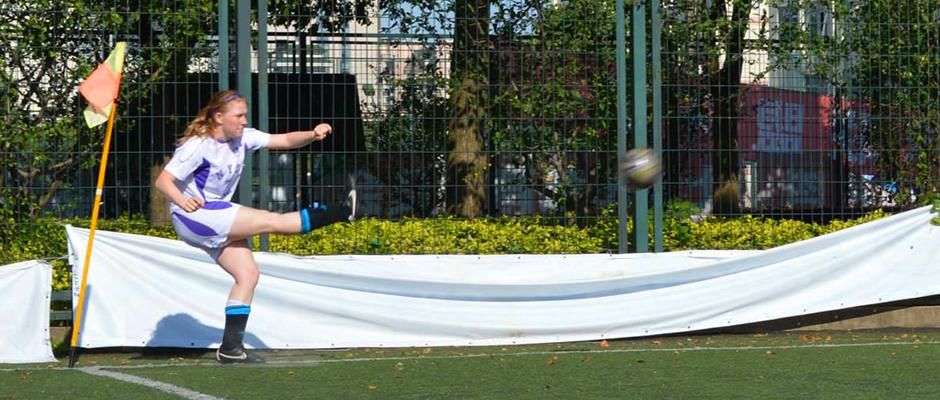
[546,355,558,366]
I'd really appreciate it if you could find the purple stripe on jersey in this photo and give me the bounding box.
[202,201,233,210]
[193,158,211,198]
[173,212,218,237]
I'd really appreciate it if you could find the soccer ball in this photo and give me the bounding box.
[618,148,661,188]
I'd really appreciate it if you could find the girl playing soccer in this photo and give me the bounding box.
[154,90,357,363]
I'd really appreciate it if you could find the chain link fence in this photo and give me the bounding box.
[2,0,938,252]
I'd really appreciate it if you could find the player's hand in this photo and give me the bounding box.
[179,197,204,213]
[312,123,332,141]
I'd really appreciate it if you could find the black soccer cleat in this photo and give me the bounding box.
[345,173,359,221]
[216,347,265,364]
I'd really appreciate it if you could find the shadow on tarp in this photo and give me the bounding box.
[147,313,268,348]
[124,313,269,360]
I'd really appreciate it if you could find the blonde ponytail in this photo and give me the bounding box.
[176,90,246,146]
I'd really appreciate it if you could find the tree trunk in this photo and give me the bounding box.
[446,0,489,217]
[710,0,750,214]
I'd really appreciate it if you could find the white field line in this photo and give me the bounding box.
[78,366,223,400]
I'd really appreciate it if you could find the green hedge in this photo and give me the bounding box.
[587,202,888,251]
[273,216,602,255]
[681,211,888,250]
[1,207,889,291]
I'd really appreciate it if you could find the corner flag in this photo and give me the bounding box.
[79,42,126,128]
[70,41,127,368]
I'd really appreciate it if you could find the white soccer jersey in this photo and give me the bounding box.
[163,128,270,212]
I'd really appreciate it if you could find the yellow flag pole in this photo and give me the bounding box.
[68,103,117,368]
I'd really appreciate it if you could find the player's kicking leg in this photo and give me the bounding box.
[226,174,359,241]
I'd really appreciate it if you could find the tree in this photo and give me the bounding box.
[380,0,493,217]
[489,0,619,218]
[0,1,226,218]
[660,0,757,214]
[268,0,373,32]
[362,44,450,216]
[706,0,752,214]
[0,0,376,220]
[446,0,490,217]
[1,3,92,217]
[840,0,940,203]
[384,0,621,219]
[759,0,939,206]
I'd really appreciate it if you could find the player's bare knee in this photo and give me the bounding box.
[236,269,259,288]
[231,263,259,285]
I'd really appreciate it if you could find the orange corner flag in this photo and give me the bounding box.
[79,42,126,128]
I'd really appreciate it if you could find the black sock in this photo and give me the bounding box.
[300,202,351,233]
[220,305,250,352]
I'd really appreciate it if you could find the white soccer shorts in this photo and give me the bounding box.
[170,201,242,260]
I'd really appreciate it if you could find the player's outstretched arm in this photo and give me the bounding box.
[266,123,332,150]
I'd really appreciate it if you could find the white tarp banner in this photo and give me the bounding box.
[0,260,56,363]
[66,206,940,349]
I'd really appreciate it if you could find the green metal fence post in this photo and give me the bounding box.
[258,0,270,251]
[218,0,228,91]
[616,0,629,254]
[651,0,663,252]
[236,0,254,247]
[632,1,649,253]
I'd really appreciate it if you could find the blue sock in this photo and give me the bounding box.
[300,208,312,233]
[300,202,347,233]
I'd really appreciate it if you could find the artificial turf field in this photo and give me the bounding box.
[3,329,940,399]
